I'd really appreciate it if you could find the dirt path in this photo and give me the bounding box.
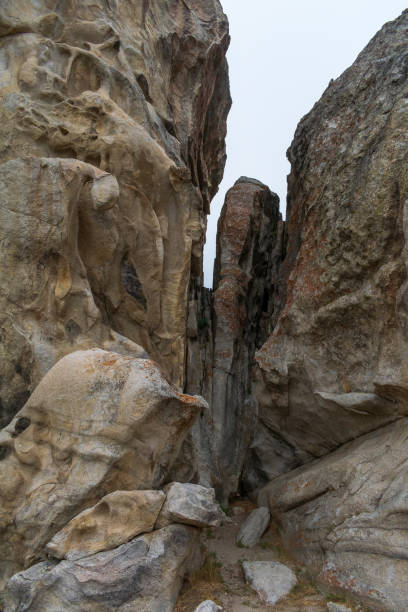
[175,500,341,612]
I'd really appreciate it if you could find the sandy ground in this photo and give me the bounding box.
[175,499,344,612]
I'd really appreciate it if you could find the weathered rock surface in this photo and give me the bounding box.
[258,418,408,611]
[194,600,223,612]
[252,8,408,484]
[175,177,282,500]
[46,489,165,560]
[327,604,353,612]
[236,506,270,548]
[0,349,204,587]
[5,524,201,612]
[156,482,222,528]
[0,0,231,426]
[242,560,297,605]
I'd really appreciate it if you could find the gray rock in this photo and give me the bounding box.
[242,561,297,605]
[194,600,223,612]
[327,603,353,612]
[5,524,200,612]
[258,418,408,612]
[156,482,223,528]
[176,178,283,503]
[236,506,270,548]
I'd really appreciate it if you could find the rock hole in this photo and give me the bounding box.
[121,255,147,309]
[14,416,31,435]
[0,445,10,460]
[136,74,152,103]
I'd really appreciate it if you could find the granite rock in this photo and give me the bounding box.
[46,490,166,560]
[258,418,408,611]
[194,600,223,612]
[242,560,297,605]
[176,177,283,501]
[253,8,408,483]
[156,482,222,529]
[0,349,204,587]
[236,506,270,548]
[5,524,201,612]
[0,0,230,425]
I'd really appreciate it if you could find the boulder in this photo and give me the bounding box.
[156,482,222,529]
[46,490,166,560]
[258,418,408,611]
[0,349,205,587]
[242,560,297,605]
[194,601,223,612]
[5,524,201,612]
[236,506,270,548]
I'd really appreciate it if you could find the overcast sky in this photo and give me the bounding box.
[203,0,407,287]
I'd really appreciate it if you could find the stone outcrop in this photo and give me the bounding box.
[0,349,205,587]
[252,8,408,485]
[176,177,283,500]
[251,9,408,611]
[5,524,201,612]
[0,0,231,426]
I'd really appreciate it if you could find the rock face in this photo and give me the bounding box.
[5,524,201,612]
[177,177,282,500]
[252,8,408,484]
[252,9,408,611]
[0,349,204,587]
[46,490,166,560]
[0,0,230,426]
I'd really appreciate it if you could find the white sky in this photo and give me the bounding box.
[203,0,407,287]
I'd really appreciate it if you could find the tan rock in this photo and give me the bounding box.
[0,0,231,425]
[46,490,165,560]
[0,348,205,587]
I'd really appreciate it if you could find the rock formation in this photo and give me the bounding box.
[252,9,408,610]
[1,0,408,610]
[175,177,282,500]
[5,524,202,612]
[0,0,231,426]
[0,349,205,587]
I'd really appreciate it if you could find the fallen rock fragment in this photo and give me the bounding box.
[242,560,297,605]
[194,600,223,612]
[236,506,270,548]
[5,524,200,612]
[156,482,222,528]
[46,490,165,560]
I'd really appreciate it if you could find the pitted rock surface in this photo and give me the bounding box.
[0,349,204,587]
[0,0,230,426]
